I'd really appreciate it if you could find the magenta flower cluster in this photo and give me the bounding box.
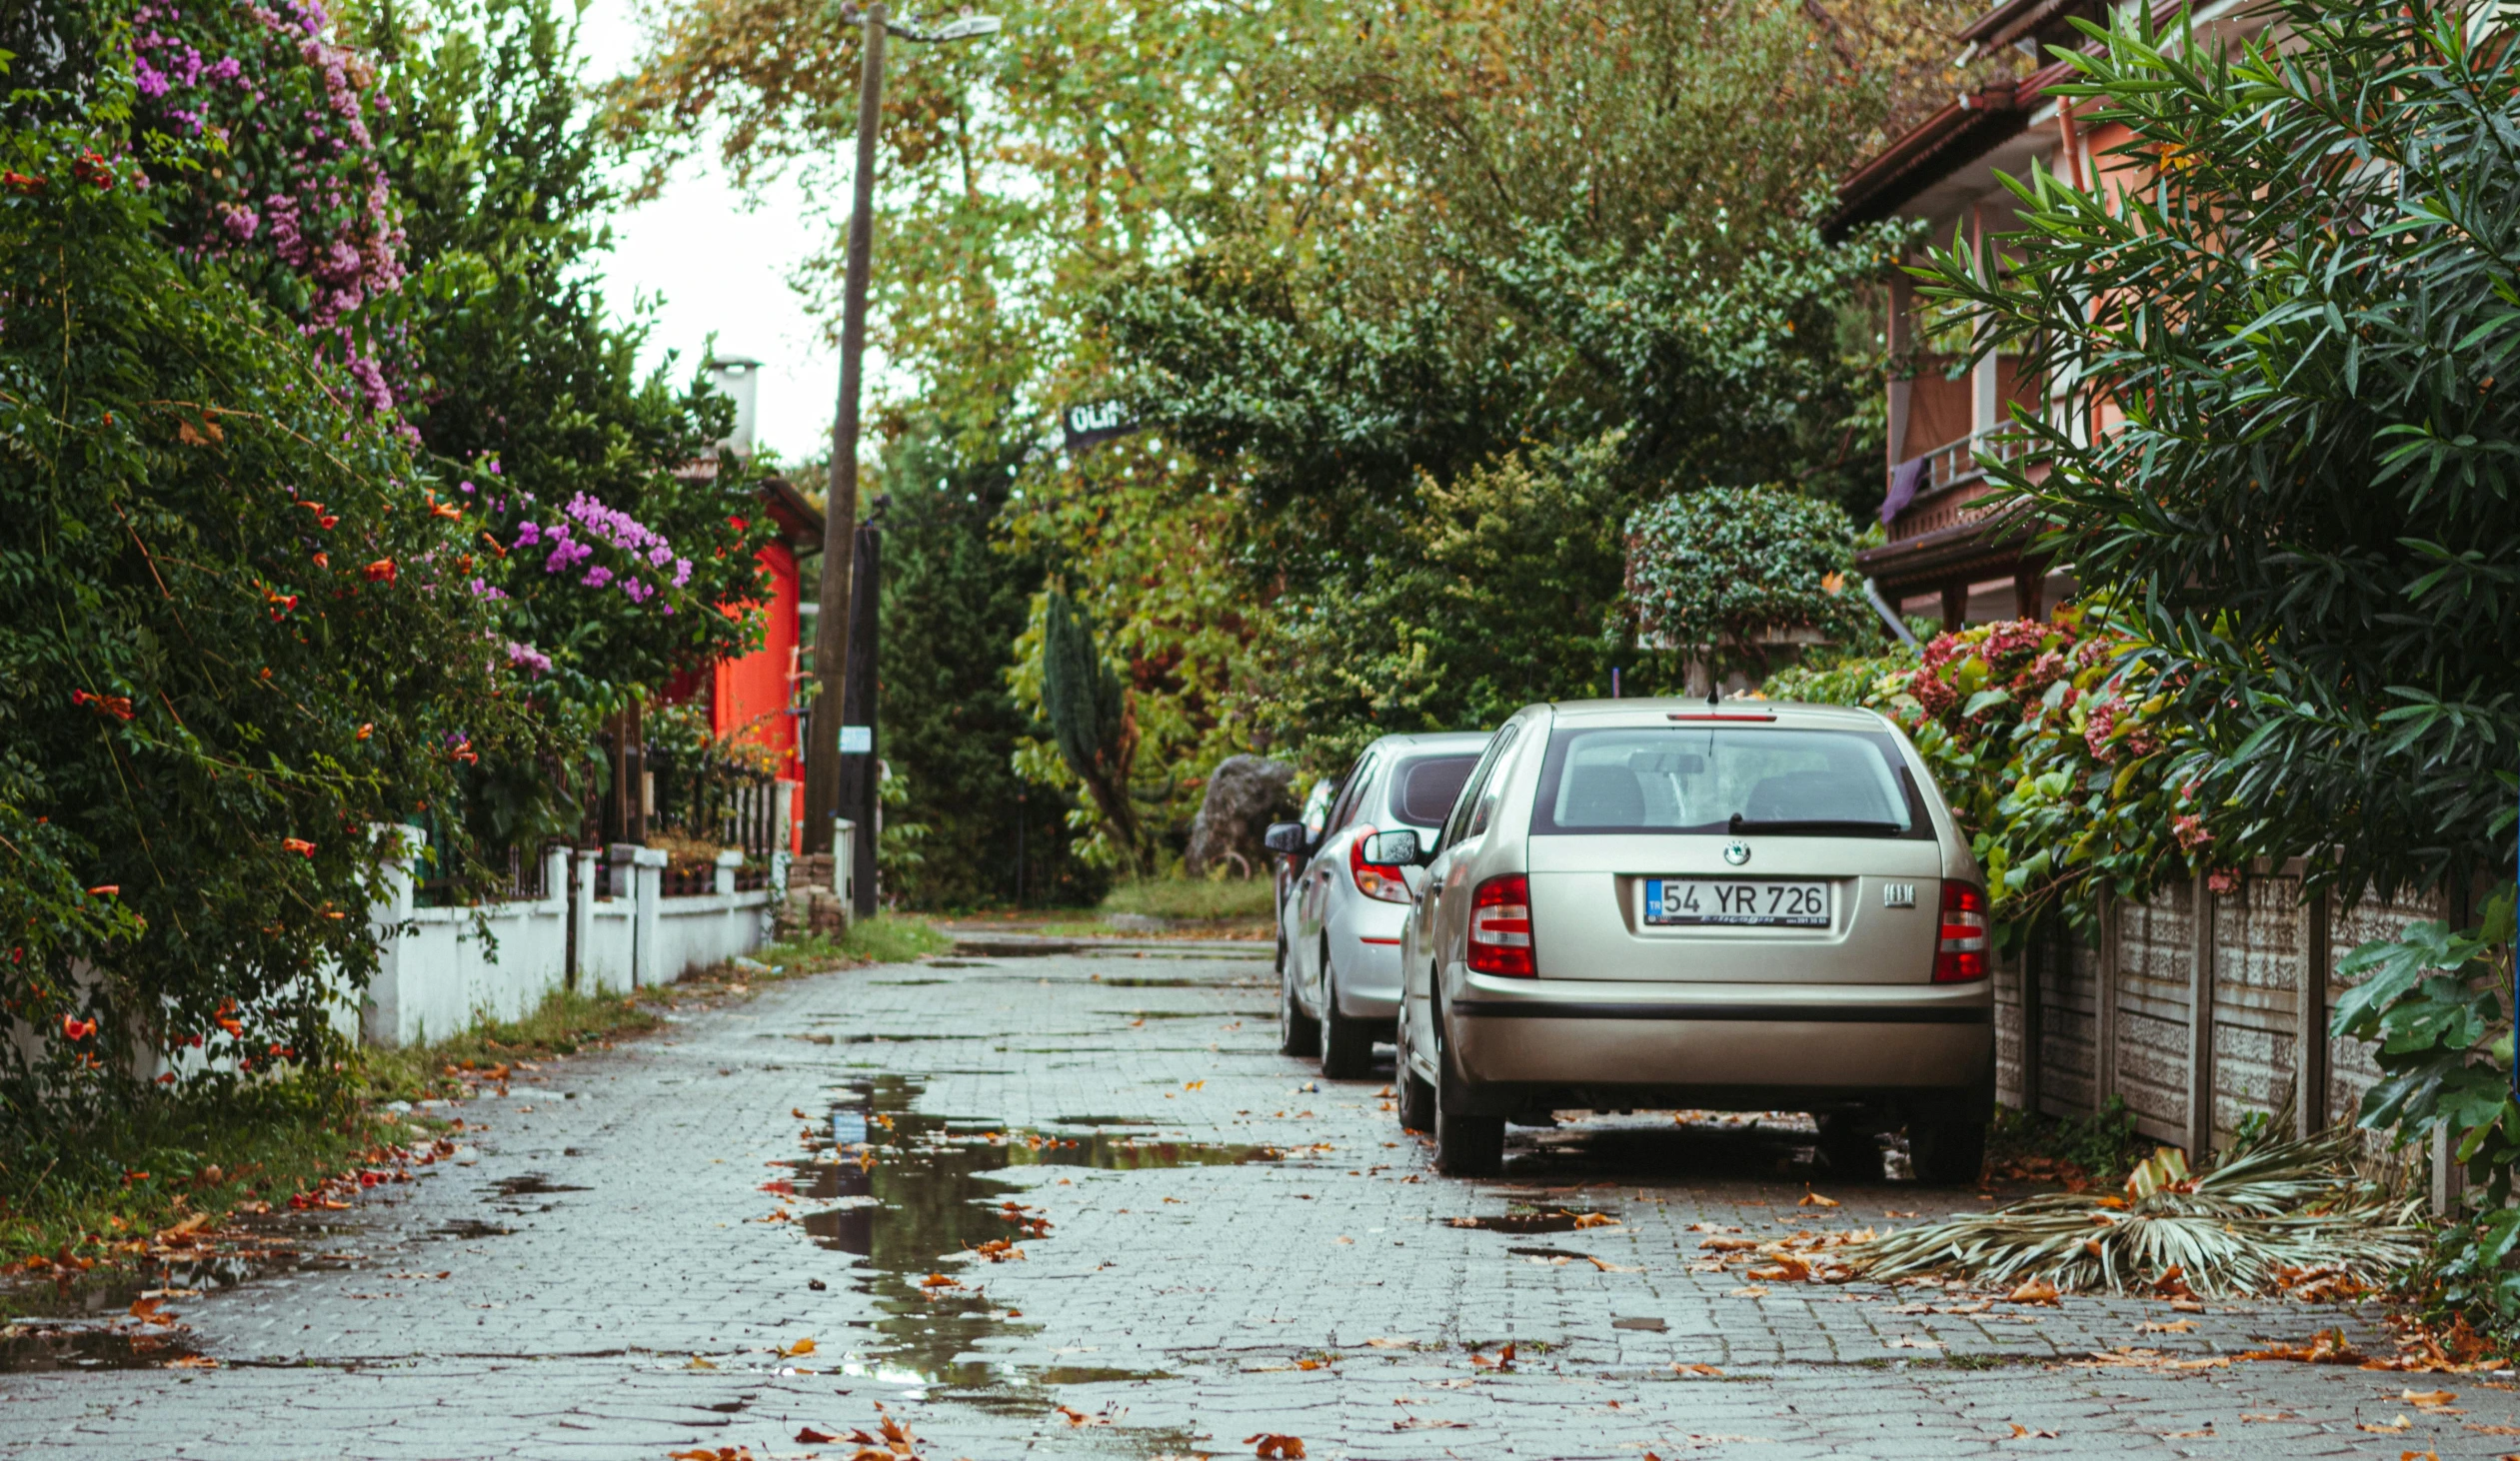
[500,495,691,612]
[133,0,410,413]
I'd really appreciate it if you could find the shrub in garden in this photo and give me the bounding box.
[0,86,525,1125]
[364,0,770,704]
[1908,0,2520,1329]
[1622,485,1877,685]
[1766,605,2205,932]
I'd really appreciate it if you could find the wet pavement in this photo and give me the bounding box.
[6,938,2519,1457]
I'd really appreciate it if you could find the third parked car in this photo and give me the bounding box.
[1264,731,1488,1078]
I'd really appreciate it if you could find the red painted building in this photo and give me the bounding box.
[661,473,823,852]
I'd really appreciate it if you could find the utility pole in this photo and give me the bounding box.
[803,3,889,849]
[801,2,1001,863]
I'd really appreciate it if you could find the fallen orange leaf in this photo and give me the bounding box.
[796,1427,838,1444]
[2008,1422,2061,1438]
[1798,1188,1841,1208]
[1247,1435,1305,1459]
[2005,1279,2061,1306]
[783,1337,816,1356]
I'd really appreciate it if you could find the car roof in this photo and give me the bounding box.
[1538,698,1889,731]
[1361,730,1492,755]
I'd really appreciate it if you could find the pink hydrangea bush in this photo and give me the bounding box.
[1767,604,2224,929]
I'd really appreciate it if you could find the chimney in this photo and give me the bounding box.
[704,355,763,459]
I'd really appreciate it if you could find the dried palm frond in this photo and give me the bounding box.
[1846,1131,2426,1296]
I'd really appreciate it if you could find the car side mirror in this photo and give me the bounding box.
[1360,829,1425,866]
[1262,821,1309,857]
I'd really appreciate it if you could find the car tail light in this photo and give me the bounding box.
[1348,825,1410,904]
[1467,873,1534,977]
[1934,881,1989,982]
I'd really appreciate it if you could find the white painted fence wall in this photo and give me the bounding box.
[361,832,782,1048]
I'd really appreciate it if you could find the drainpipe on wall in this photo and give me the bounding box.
[1865,578,1918,651]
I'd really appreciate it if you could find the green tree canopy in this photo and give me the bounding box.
[1928,0,2520,898]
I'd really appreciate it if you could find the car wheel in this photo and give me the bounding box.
[1430,1027,1503,1176]
[1317,940,1373,1080]
[1907,1115,1986,1186]
[1278,959,1319,1058]
[1395,1018,1434,1134]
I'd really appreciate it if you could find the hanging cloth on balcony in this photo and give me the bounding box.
[1879,455,1928,526]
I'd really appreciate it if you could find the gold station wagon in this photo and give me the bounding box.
[1377,699,1994,1180]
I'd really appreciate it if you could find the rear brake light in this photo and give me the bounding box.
[1348,824,1409,904]
[1467,873,1534,977]
[1934,881,1989,982]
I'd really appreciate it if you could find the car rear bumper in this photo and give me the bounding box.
[1444,972,1992,1110]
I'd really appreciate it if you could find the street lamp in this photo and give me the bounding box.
[802,2,1000,916]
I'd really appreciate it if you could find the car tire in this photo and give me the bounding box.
[1317,940,1373,1080]
[1278,960,1319,1058]
[1430,1028,1503,1176]
[1395,1017,1434,1134]
[1907,1116,1986,1186]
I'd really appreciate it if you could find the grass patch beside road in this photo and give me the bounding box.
[1,916,949,1271]
[1101,876,1277,922]
[759,912,954,970]
[360,987,664,1105]
[0,1078,387,1274]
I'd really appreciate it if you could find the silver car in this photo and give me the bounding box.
[1264,732,1488,1078]
[1383,700,1993,1180]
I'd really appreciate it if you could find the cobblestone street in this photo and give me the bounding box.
[8,935,2518,1459]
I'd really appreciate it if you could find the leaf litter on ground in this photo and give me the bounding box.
[1844,1132,2424,1296]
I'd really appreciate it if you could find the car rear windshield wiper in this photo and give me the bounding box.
[1725,812,1906,836]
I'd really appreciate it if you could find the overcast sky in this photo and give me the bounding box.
[574,1,843,464]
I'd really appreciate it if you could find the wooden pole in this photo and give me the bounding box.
[2187,870,2217,1162]
[2095,887,2118,1113]
[2019,918,2044,1118]
[803,4,888,843]
[2295,869,2329,1136]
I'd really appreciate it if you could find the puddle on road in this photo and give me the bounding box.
[1443,1209,1612,1235]
[0,1212,367,1372]
[429,1219,517,1241]
[485,1173,589,1201]
[1090,975,1269,989]
[773,1075,1273,1401]
[1,1322,207,1372]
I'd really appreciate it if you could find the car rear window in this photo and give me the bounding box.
[1529,726,1922,836]
[1385,752,1479,827]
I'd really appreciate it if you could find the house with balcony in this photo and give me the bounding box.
[1826,0,2267,630]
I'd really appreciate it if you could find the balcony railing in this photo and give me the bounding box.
[1882,430,2034,545]
[1919,428,2030,495]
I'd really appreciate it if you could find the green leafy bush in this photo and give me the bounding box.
[1920,0,2520,905]
[1622,485,1876,683]
[1767,607,2203,930]
[0,85,520,1118]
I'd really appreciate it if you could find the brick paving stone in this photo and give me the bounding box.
[5,939,2518,1458]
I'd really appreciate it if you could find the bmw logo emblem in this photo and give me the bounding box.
[1722,840,1751,866]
